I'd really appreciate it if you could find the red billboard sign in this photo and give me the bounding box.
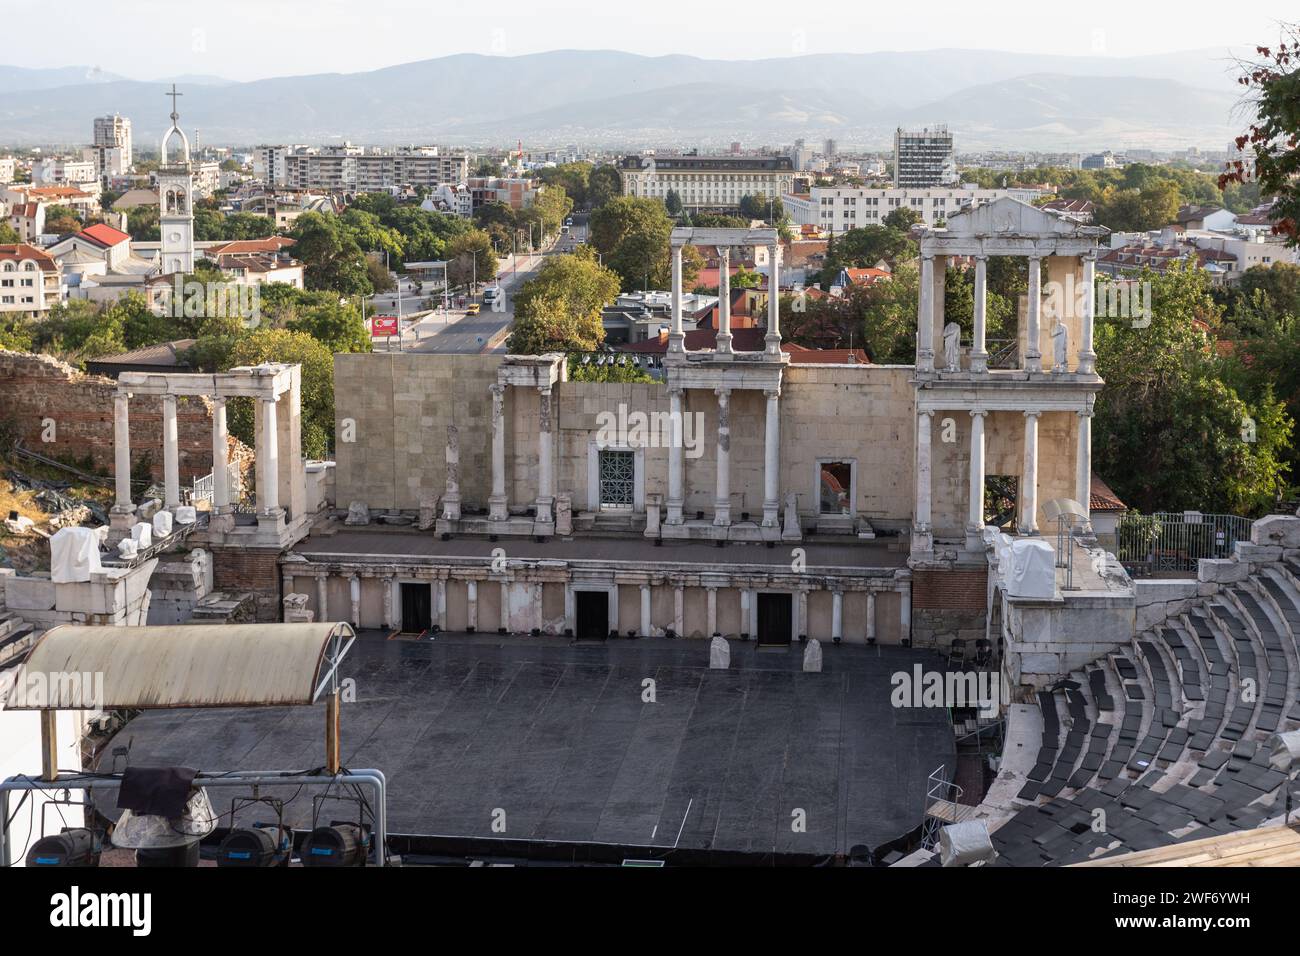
[371,316,398,336]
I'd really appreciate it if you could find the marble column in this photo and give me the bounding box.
[437,578,448,631]
[831,590,843,642]
[488,383,507,520]
[740,589,752,638]
[932,254,947,342]
[971,255,990,373]
[259,396,280,514]
[716,247,733,354]
[713,387,731,526]
[535,386,554,525]
[764,243,781,355]
[382,576,395,630]
[499,580,510,633]
[467,580,478,631]
[917,253,935,372]
[866,591,877,642]
[1025,256,1043,373]
[912,409,934,553]
[640,584,651,637]
[349,574,360,628]
[1021,410,1040,534]
[762,388,780,527]
[707,587,718,636]
[968,409,987,549]
[668,244,685,354]
[797,590,809,640]
[316,574,328,621]
[443,424,461,521]
[1078,254,1098,374]
[162,393,180,508]
[673,585,684,637]
[212,396,230,514]
[666,387,685,525]
[900,584,911,642]
[1076,409,1093,532]
[112,391,133,518]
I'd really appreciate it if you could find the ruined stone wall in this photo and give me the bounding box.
[0,350,215,485]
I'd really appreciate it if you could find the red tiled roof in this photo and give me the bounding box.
[1089,475,1126,512]
[80,222,131,247]
[0,243,58,272]
[205,236,296,256]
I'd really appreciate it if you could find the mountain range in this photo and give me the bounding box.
[0,48,1250,150]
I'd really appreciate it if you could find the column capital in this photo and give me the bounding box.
[763,387,781,400]
[969,408,987,419]
[1076,408,1094,419]
[537,384,552,396]
[1028,254,1043,264]
[489,382,506,397]
[920,251,936,262]
[713,386,731,400]
[974,253,990,263]
[919,408,935,419]
[1023,409,1041,420]
[667,386,684,399]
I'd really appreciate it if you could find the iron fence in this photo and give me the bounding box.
[1117,510,1252,576]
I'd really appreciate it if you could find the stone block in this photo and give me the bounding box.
[709,635,730,669]
[803,638,823,673]
[1198,558,1249,584]
[1250,514,1300,549]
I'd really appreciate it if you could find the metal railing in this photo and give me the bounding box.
[1117,510,1252,576]
[985,337,1019,370]
[191,462,243,505]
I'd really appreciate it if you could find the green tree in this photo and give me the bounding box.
[0,223,21,244]
[1221,24,1300,245]
[1092,262,1291,515]
[538,162,591,209]
[228,329,336,458]
[507,251,621,354]
[588,196,673,292]
[665,189,683,218]
[587,164,623,210]
[291,212,373,296]
[882,207,922,231]
[445,229,498,290]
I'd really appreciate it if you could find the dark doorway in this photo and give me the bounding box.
[400,582,431,633]
[575,590,609,641]
[757,592,792,646]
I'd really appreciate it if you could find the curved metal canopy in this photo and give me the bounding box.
[7,622,355,710]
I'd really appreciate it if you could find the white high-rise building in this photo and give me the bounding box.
[89,114,133,180]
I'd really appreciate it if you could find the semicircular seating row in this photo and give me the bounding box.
[986,560,1300,867]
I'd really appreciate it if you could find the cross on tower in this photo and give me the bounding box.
[165,83,182,125]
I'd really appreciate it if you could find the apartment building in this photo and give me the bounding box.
[0,244,61,316]
[618,153,796,210]
[355,151,469,192]
[783,185,1053,231]
[87,114,133,181]
[893,126,956,188]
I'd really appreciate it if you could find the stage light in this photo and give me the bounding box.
[301,823,369,867]
[218,826,290,868]
[26,829,100,868]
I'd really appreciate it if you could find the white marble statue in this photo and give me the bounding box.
[943,321,961,371]
[1051,320,1069,372]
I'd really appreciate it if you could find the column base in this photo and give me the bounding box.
[969,352,989,374]
[965,526,987,552]
[715,333,733,357]
[762,504,780,528]
[442,494,461,521]
[1024,352,1043,373]
[911,525,934,555]
[1077,352,1097,375]
[666,501,684,525]
[764,333,782,356]
[109,505,137,532]
[917,349,935,373]
[488,495,508,521]
[712,506,731,527]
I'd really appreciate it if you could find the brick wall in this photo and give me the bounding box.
[0,350,215,484]
[912,567,987,611]
[211,545,282,621]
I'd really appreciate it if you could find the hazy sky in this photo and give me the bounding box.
[8,0,1293,80]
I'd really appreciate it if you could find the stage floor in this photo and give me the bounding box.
[103,633,955,860]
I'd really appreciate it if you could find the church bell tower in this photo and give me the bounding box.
[158,84,195,275]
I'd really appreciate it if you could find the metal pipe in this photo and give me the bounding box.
[40,711,57,782]
[1,769,388,867]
